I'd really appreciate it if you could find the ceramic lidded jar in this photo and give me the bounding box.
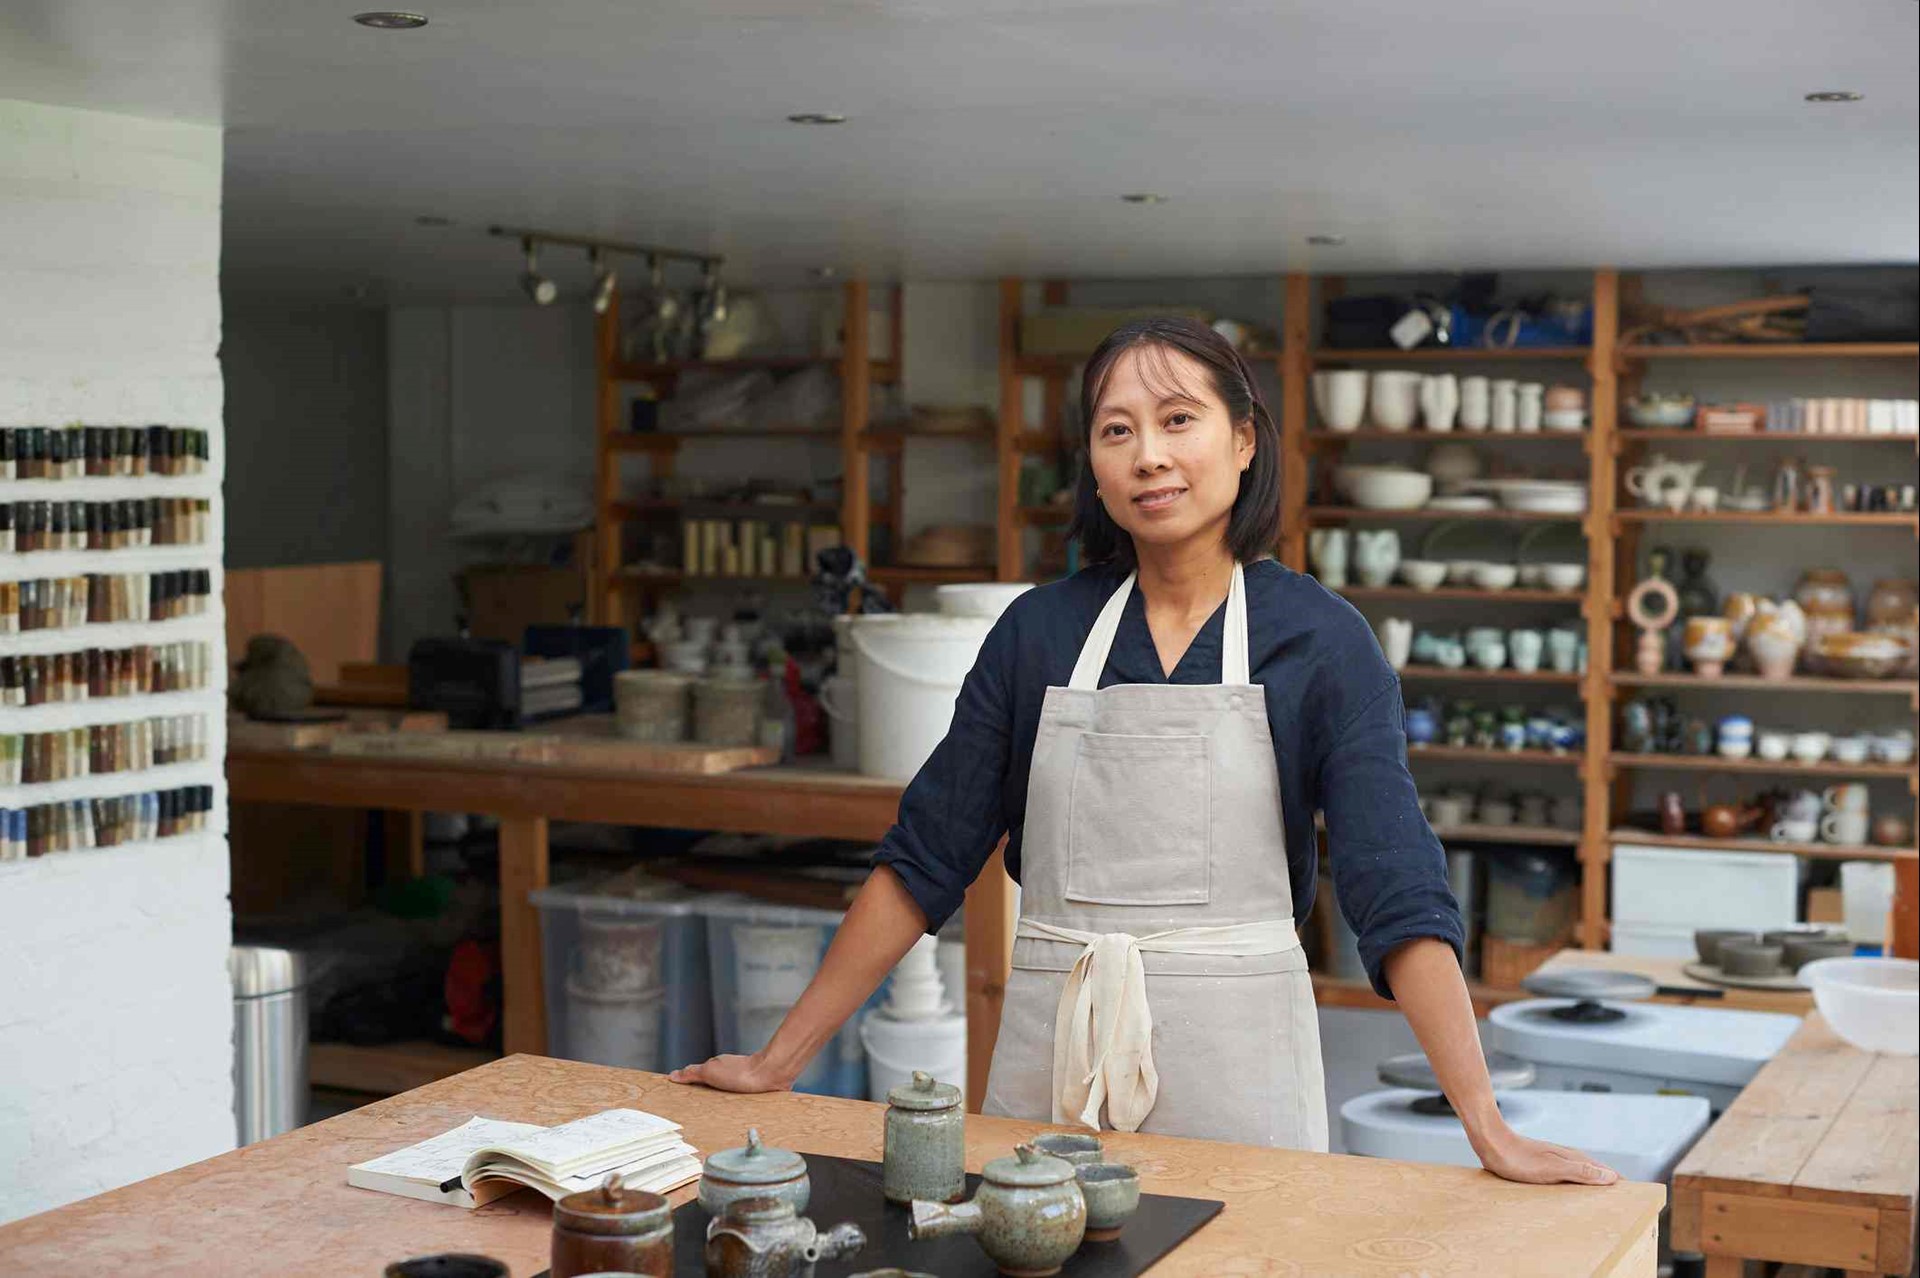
[550,1172,673,1278]
[704,1195,865,1278]
[700,1128,810,1217]
[1794,569,1856,647]
[910,1144,1086,1278]
[883,1070,966,1206]
[1865,578,1919,675]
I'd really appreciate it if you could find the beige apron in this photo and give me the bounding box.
[981,563,1329,1150]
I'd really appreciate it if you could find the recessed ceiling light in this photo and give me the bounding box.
[1119,193,1167,205]
[786,112,847,125]
[1306,234,1347,247]
[354,11,427,28]
[414,214,454,227]
[1804,90,1863,103]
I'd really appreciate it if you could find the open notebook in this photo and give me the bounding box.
[348,1109,702,1209]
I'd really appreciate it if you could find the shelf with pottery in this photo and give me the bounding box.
[1616,428,1919,446]
[1406,744,1582,769]
[1336,584,1584,606]
[1306,429,1589,446]
[1607,829,1917,863]
[1304,505,1587,524]
[1432,822,1582,847]
[613,353,901,384]
[1398,667,1583,685]
[1608,752,1918,782]
[1611,670,1919,696]
[1310,346,1594,364]
[1614,509,1917,528]
[1616,341,1920,361]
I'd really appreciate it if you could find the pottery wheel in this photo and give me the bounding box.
[1379,1050,1536,1093]
[1522,968,1659,1004]
[1680,960,1808,992]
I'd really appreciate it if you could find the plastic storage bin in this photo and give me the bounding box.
[532,870,719,1073]
[703,896,885,1098]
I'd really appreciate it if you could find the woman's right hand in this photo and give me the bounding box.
[668,1051,793,1094]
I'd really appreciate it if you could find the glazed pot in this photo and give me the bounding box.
[1352,529,1402,588]
[1874,813,1914,848]
[1682,616,1735,678]
[1865,578,1919,675]
[700,1129,810,1218]
[1075,1163,1142,1243]
[705,1196,865,1278]
[910,1145,1087,1278]
[882,1071,966,1206]
[551,1174,672,1278]
[1795,569,1856,644]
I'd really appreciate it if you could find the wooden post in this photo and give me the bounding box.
[592,295,621,627]
[996,279,1025,581]
[382,809,426,883]
[962,845,1016,1110]
[841,280,872,567]
[1279,273,1313,570]
[499,816,551,1056]
[1580,268,1621,951]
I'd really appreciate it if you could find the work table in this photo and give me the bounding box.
[0,1055,1666,1276]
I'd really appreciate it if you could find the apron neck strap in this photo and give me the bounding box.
[1068,562,1250,691]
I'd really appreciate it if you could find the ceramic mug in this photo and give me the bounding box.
[1772,817,1818,843]
[1469,638,1507,671]
[1459,377,1491,431]
[1490,379,1519,433]
[1314,370,1369,432]
[1757,730,1792,762]
[1821,811,1870,846]
[1689,486,1720,513]
[1431,794,1473,827]
[1780,789,1823,822]
[1419,374,1460,432]
[1546,628,1581,674]
[1515,383,1544,433]
[1822,784,1869,813]
[1791,731,1832,764]
[1507,629,1544,673]
[1370,371,1422,432]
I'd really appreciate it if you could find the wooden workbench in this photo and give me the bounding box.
[0,1055,1668,1276]
[1533,948,1816,1016]
[227,747,1021,1100]
[1672,1013,1918,1278]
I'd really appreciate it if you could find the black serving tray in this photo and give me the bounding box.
[535,1152,1223,1277]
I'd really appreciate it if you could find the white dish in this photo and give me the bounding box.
[1425,495,1495,512]
[1446,559,1486,584]
[1799,957,1918,1055]
[1626,398,1696,429]
[1538,563,1587,592]
[1541,409,1588,431]
[1469,563,1520,592]
[1336,464,1433,511]
[1398,560,1449,591]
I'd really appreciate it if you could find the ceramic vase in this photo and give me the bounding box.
[1490,379,1519,433]
[1313,370,1368,432]
[1459,376,1491,431]
[1516,383,1544,432]
[1379,617,1413,671]
[1352,529,1401,587]
[1419,374,1459,432]
[1308,528,1350,588]
[1369,371,1422,432]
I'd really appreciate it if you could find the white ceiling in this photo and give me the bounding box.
[5,0,1917,302]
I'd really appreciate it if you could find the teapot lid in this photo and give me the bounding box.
[983,1145,1075,1189]
[705,1128,807,1185]
[553,1171,671,1235]
[887,1070,961,1112]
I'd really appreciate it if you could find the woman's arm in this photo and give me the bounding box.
[1384,939,1617,1186]
[669,864,927,1091]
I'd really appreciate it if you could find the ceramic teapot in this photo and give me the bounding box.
[704,1196,865,1278]
[910,1145,1086,1278]
[1624,455,1706,510]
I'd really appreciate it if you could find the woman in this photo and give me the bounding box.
[673,316,1616,1186]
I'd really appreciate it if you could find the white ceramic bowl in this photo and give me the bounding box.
[1336,465,1433,511]
[1470,563,1520,592]
[1799,957,1918,1055]
[1539,563,1587,592]
[1446,559,1486,584]
[1626,397,1696,429]
[1541,409,1587,432]
[1398,560,1448,591]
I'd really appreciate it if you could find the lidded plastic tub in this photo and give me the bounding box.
[531,869,719,1072]
[702,896,886,1098]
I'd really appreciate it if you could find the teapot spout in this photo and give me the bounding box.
[909,1197,982,1241]
[810,1221,866,1263]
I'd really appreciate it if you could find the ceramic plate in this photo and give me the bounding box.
[1680,960,1807,992]
[1425,495,1495,512]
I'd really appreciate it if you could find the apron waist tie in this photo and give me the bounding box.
[1015,917,1302,1133]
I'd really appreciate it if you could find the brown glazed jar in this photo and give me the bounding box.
[550,1172,673,1278]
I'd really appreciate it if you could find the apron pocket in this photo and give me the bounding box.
[1065,732,1210,906]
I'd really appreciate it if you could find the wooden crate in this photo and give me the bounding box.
[1481,934,1565,990]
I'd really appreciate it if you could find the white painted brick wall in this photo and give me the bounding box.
[0,97,233,1224]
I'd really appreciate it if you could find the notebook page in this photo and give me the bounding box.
[486,1109,682,1177]
[352,1116,546,1184]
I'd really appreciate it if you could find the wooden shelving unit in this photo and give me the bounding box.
[1616,428,1920,445]
[1276,266,1919,971]
[1609,752,1920,783]
[1406,744,1583,768]
[1608,830,1917,864]
[1398,667,1583,685]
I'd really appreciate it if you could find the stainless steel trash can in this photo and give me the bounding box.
[230,944,308,1145]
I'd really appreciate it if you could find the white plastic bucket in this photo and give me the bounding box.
[934,583,1034,620]
[733,923,826,1006]
[849,614,994,781]
[860,1010,967,1104]
[818,672,860,772]
[576,915,665,994]
[564,979,666,1069]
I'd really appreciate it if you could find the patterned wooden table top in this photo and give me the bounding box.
[0,1054,1666,1277]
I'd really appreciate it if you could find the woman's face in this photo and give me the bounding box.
[1088,343,1255,556]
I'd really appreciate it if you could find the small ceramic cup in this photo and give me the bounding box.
[1772,817,1818,843]
[1719,940,1784,977]
[1757,730,1792,762]
[1716,715,1755,760]
[1479,798,1517,827]
[1783,935,1855,971]
[1546,628,1581,674]
[1694,929,1759,967]
[1821,811,1870,845]
[1829,734,1872,765]
[1431,794,1474,827]
[1506,629,1544,673]
[1791,731,1832,765]
[1823,783,1870,813]
[1074,1164,1141,1243]
[1028,1133,1102,1166]
[1872,729,1915,765]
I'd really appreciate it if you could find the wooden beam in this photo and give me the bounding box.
[962,845,1016,1111]
[1279,272,1313,570]
[498,816,550,1056]
[997,278,1025,581]
[1581,267,1620,951]
[593,295,622,627]
[840,280,872,567]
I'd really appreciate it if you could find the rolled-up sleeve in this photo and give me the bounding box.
[868,615,1016,933]
[1319,675,1466,999]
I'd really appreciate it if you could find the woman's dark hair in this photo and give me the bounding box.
[1066,315,1283,568]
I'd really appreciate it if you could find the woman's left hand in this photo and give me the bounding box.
[1475,1126,1620,1186]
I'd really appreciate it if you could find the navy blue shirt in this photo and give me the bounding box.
[870,559,1464,1000]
